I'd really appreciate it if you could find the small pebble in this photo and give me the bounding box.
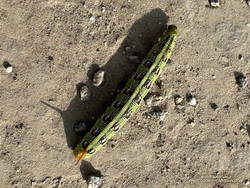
[238,54,244,61]
[48,56,54,61]
[79,84,90,101]
[101,7,106,12]
[247,0,250,6]
[144,94,154,106]
[151,111,167,121]
[156,80,164,89]
[210,0,220,7]
[190,122,196,127]
[239,125,245,132]
[5,66,13,73]
[16,168,21,173]
[3,61,13,73]
[12,73,17,80]
[235,74,248,88]
[244,179,250,185]
[246,23,250,27]
[93,69,105,87]
[87,175,104,188]
[221,56,229,63]
[174,96,183,105]
[89,16,96,23]
[210,102,218,110]
[146,108,167,121]
[236,103,241,110]
[186,94,197,106]
[159,112,167,121]
[74,121,87,132]
[187,118,195,127]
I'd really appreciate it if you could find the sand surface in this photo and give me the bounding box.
[0,0,250,187]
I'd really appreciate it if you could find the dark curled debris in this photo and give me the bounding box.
[234,72,248,88]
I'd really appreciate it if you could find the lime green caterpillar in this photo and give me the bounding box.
[74,25,178,163]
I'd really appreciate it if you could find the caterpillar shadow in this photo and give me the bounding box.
[41,8,169,149]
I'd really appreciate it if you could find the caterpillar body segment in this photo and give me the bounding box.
[74,25,178,162]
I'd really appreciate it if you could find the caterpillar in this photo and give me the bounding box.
[73,25,178,164]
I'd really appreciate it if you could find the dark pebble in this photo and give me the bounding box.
[210,102,218,110]
[48,56,54,61]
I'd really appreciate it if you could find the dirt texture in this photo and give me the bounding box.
[0,0,250,188]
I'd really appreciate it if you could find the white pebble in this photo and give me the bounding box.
[221,56,229,63]
[101,7,106,12]
[210,0,220,7]
[89,16,96,23]
[238,54,244,61]
[159,112,167,121]
[244,179,250,185]
[187,96,197,106]
[3,61,13,73]
[175,96,183,105]
[144,95,153,106]
[5,66,13,73]
[190,122,196,127]
[240,126,245,132]
[87,176,104,188]
[16,168,21,173]
[93,69,105,87]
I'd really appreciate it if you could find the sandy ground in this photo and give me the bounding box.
[0,0,250,187]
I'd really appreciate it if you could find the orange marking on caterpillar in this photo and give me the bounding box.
[75,150,87,165]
